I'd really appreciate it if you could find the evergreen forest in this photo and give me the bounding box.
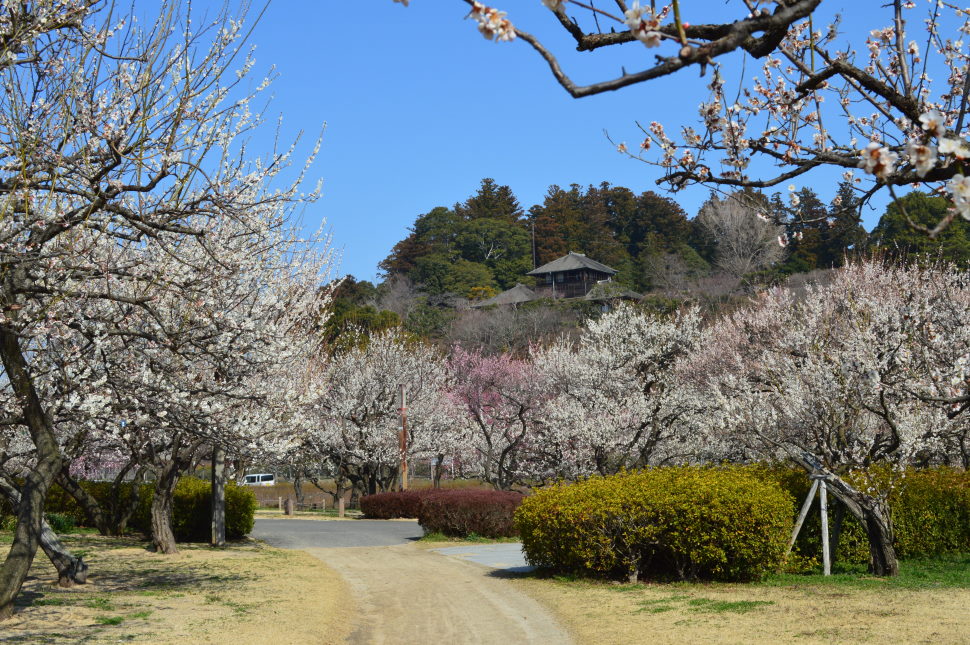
[326,178,970,351]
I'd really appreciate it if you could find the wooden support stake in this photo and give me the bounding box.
[338,497,345,518]
[820,481,831,576]
[786,479,820,556]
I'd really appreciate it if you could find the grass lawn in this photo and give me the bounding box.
[508,554,970,645]
[0,532,351,644]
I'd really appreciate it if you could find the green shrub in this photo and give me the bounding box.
[418,490,523,538]
[28,476,257,542]
[44,512,76,534]
[129,478,257,541]
[515,466,794,582]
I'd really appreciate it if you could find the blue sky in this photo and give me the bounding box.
[225,2,917,282]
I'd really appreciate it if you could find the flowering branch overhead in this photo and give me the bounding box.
[394,0,970,228]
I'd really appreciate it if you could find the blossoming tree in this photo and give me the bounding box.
[0,1,329,615]
[702,262,968,575]
[532,304,703,478]
[447,347,548,489]
[309,329,459,497]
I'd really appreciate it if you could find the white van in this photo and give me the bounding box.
[242,473,276,486]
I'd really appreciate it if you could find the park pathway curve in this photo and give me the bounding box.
[253,519,574,645]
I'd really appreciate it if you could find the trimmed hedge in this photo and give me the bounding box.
[762,465,970,564]
[360,491,426,519]
[1,477,257,542]
[515,467,794,582]
[418,490,523,538]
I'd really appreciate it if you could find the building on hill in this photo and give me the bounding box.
[473,252,640,307]
[472,283,537,308]
[528,251,618,299]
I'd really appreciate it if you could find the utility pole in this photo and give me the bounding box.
[398,384,409,491]
[531,219,537,270]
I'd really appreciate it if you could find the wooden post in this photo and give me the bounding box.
[338,497,345,518]
[786,479,820,556]
[284,498,294,516]
[820,481,831,576]
[278,496,282,511]
[210,445,226,547]
[398,384,409,491]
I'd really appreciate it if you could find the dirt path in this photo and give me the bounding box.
[305,544,574,645]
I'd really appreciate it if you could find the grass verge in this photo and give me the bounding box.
[418,531,520,544]
[509,555,970,645]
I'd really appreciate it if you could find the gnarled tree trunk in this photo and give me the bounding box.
[0,477,88,588]
[150,463,182,554]
[55,467,109,536]
[0,327,67,619]
[793,452,899,576]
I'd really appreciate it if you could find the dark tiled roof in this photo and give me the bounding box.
[583,282,642,301]
[527,251,617,276]
[471,283,537,307]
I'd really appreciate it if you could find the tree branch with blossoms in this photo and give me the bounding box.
[395,0,970,231]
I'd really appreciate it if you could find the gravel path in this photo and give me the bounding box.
[252,519,573,645]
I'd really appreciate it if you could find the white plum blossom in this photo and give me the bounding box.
[426,1,970,234]
[468,2,516,42]
[531,305,704,478]
[906,140,937,177]
[701,262,970,575]
[857,142,898,180]
[919,109,947,137]
[938,136,970,159]
[946,173,970,219]
[624,1,666,48]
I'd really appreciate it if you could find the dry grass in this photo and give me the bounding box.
[0,534,351,644]
[509,570,970,645]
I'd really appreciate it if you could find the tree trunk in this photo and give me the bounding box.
[210,446,226,547]
[292,470,305,508]
[109,467,146,537]
[150,465,181,554]
[0,326,66,620]
[432,453,445,489]
[55,467,109,535]
[860,500,898,576]
[0,477,88,588]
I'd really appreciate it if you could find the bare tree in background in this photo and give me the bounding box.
[696,194,785,278]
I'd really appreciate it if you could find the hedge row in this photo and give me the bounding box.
[360,489,523,538]
[514,467,794,582]
[359,490,426,519]
[418,490,523,538]
[1,477,257,542]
